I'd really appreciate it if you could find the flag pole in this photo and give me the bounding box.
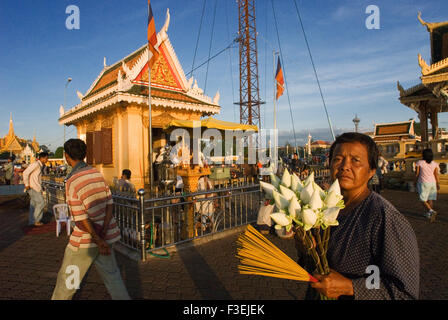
[147,2,154,195]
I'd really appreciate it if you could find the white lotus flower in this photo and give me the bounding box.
[270,212,292,229]
[291,173,303,193]
[325,190,343,208]
[322,207,340,227]
[300,181,314,205]
[279,185,297,201]
[270,172,280,189]
[302,208,318,231]
[288,196,302,221]
[328,179,341,195]
[260,181,277,200]
[273,190,290,210]
[281,169,291,188]
[309,189,323,211]
[313,182,326,200]
[303,171,315,186]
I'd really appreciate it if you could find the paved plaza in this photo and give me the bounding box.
[0,189,447,300]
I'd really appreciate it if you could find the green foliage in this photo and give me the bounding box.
[53,147,64,159]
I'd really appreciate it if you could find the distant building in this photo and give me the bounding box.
[372,120,421,159]
[0,114,40,163]
[310,140,331,151]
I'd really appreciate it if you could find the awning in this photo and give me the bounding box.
[164,117,258,132]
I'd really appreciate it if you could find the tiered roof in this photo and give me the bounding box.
[397,12,448,113]
[0,114,39,154]
[373,120,420,143]
[59,9,220,126]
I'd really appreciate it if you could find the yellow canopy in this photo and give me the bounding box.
[164,117,258,132]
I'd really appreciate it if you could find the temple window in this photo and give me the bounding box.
[86,128,113,165]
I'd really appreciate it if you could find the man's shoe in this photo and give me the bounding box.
[430,210,438,223]
[34,222,44,227]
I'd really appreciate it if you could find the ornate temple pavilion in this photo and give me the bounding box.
[0,114,40,162]
[397,12,448,155]
[59,10,221,188]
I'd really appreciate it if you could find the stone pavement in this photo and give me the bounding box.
[0,189,447,300]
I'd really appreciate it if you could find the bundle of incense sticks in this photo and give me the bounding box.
[236,224,318,283]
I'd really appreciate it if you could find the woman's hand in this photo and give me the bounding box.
[310,269,354,299]
[437,183,440,191]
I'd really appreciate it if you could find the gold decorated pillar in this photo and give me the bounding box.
[177,165,211,239]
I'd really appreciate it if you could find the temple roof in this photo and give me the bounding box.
[418,12,448,33]
[373,120,417,139]
[60,9,220,126]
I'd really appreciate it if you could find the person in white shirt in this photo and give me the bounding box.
[23,152,49,227]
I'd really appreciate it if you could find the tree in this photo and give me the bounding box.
[53,147,64,159]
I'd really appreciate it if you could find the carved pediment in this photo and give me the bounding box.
[143,112,178,128]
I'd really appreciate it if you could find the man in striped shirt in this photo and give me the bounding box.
[52,139,130,300]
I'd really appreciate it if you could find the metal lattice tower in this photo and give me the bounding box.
[237,0,264,128]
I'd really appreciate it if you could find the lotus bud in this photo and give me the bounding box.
[279,185,297,201]
[309,189,323,211]
[270,172,280,189]
[300,181,314,205]
[260,181,277,200]
[273,190,290,210]
[328,179,341,195]
[291,173,303,193]
[302,208,317,230]
[313,182,326,200]
[325,191,343,208]
[322,207,340,227]
[303,171,315,186]
[281,169,291,188]
[288,196,302,220]
[270,212,292,227]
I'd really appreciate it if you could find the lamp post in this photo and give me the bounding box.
[63,77,72,159]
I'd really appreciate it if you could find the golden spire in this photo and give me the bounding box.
[8,112,14,137]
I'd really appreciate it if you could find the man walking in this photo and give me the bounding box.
[52,139,130,300]
[4,156,14,185]
[23,152,48,227]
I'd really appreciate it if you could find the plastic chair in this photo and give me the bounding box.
[53,204,71,236]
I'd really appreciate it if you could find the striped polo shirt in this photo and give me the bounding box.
[66,166,121,251]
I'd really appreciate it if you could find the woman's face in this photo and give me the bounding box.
[330,142,375,194]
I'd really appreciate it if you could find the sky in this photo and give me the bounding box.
[1,0,448,151]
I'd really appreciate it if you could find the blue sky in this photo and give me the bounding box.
[1,0,448,151]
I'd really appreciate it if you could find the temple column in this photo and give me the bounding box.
[417,101,429,145]
[126,105,145,189]
[430,106,439,140]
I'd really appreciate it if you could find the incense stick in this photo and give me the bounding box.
[236,224,317,282]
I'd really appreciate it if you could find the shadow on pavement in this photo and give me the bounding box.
[177,244,232,299]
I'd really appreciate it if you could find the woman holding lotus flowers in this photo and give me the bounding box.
[311,132,419,300]
[262,132,419,300]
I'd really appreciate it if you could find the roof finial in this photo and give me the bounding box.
[8,112,14,137]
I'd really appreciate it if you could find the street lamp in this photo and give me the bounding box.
[63,77,72,159]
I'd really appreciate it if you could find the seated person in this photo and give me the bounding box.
[118,169,135,194]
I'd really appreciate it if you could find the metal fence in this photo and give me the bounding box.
[113,180,261,261]
[42,180,66,213]
[42,178,261,262]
